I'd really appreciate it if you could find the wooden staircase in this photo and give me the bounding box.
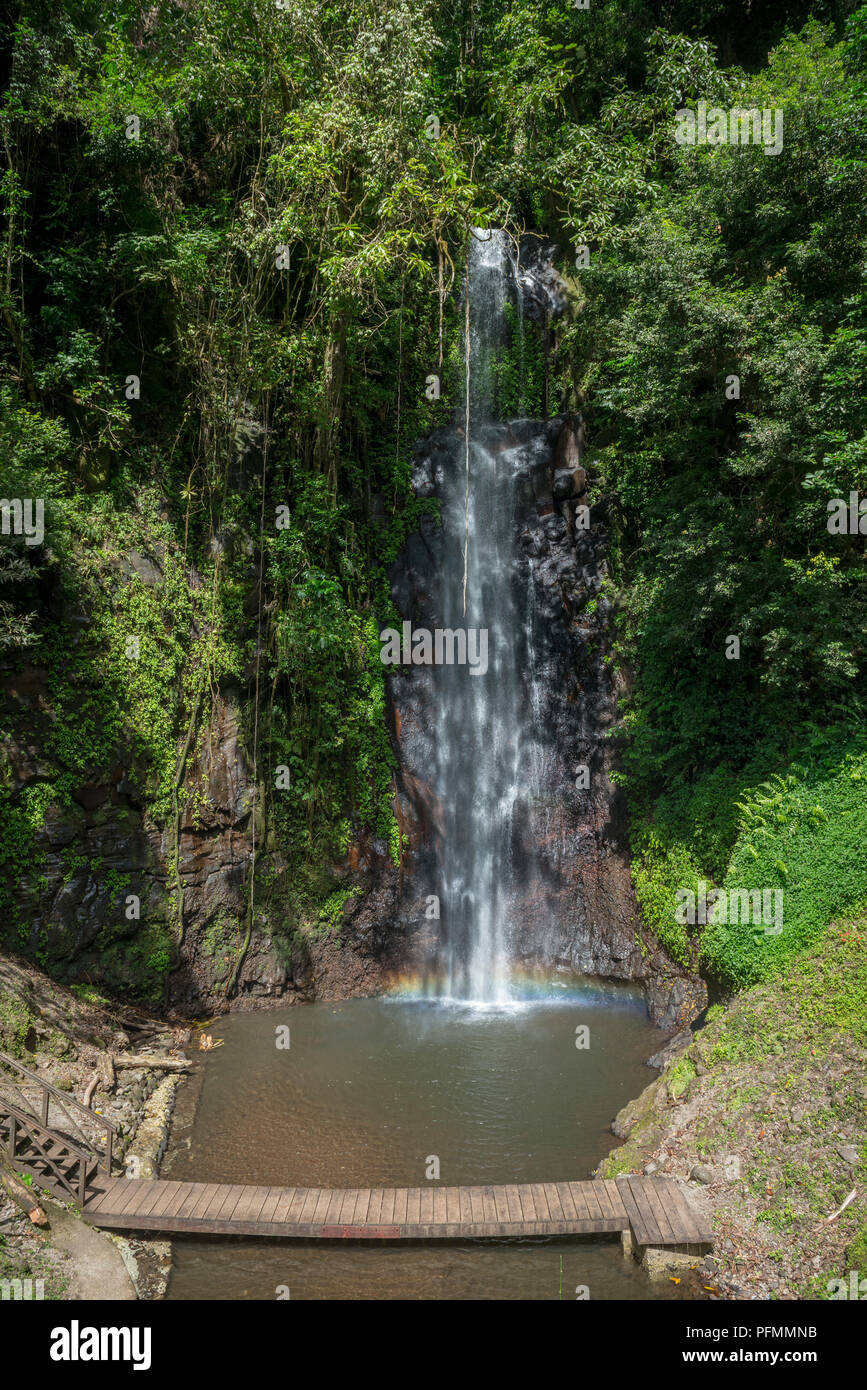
[0,1103,98,1205]
[0,1052,117,1207]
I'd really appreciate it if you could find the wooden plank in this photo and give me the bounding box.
[492,1186,511,1223]
[366,1188,384,1225]
[431,1188,447,1226]
[568,1181,592,1221]
[232,1185,271,1224]
[100,1179,157,1219]
[83,1179,128,1213]
[657,1180,696,1241]
[270,1188,298,1224]
[247,1185,274,1224]
[212,1185,247,1222]
[234,1178,272,1223]
[284,1189,304,1223]
[136,1180,176,1220]
[518,1184,538,1222]
[109,1179,165,1218]
[353,1190,372,1225]
[331,1190,353,1223]
[140,1180,187,1220]
[458,1189,473,1225]
[83,1178,128,1215]
[287,1189,308,1223]
[617,1177,656,1247]
[391,1188,408,1226]
[541,1184,575,1235]
[603,1179,629,1227]
[444,1187,461,1225]
[614,1177,644,1240]
[580,1181,605,1225]
[405,1188,422,1226]
[379,1189,397,1224]
[593,1182,613,1221]
[323,1190,345,1226]
[339,1190,359,1224]
[172,1184,205,1220]
[554,1181,578,1223]
[638,1178,679,1245]
[310,1189,333,1226]
[658,1179,711,1244]
[293,1188,318,1224]
[183,1183,219,1221]
[419,1186,434,1226]
[542,1183,564,1223]
[258,1188,285,1225]
[530,1183,551,1222]
[481,1186,498,1224]
[469,1186,486,1224]
[503,1185,523,1224]
[627,1176,667,1246]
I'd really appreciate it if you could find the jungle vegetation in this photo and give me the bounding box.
[0,0,864,993]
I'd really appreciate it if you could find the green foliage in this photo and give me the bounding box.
[666,1055,697,1098]
[317,886,363,934]
[570,16,867,991]
[703,737,867,986]
[489,301,546,417]
[846,1223,867,1271]
[577,21,867,791]
[629,764,752,966]
[634,733,867,990]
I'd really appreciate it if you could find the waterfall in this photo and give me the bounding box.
[430,229,531,1003]
[390,233,644,1006]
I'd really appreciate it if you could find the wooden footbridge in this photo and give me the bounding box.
[80,1174,711,1247]
[1,1051,711,1249]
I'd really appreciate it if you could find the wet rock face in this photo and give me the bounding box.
[387,413,702,1024]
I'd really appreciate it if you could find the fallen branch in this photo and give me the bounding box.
[113,1055,192,1072]
[82,1072,99,1109]
[0,1157,48,1226]
[826,1189,857,1222]
[97,1053,116,1094]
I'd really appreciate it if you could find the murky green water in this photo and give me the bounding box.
[165,983,687,1300]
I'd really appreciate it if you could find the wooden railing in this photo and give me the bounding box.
[0,1101,91,1207]
[0,1051,116,1176]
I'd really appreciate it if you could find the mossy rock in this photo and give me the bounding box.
[846,1223,867,1272]
[0,988,38,1056]
[666,1056,697,1100]
[0,987,72,1058]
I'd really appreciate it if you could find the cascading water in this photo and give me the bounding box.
[430,229,539,1003]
